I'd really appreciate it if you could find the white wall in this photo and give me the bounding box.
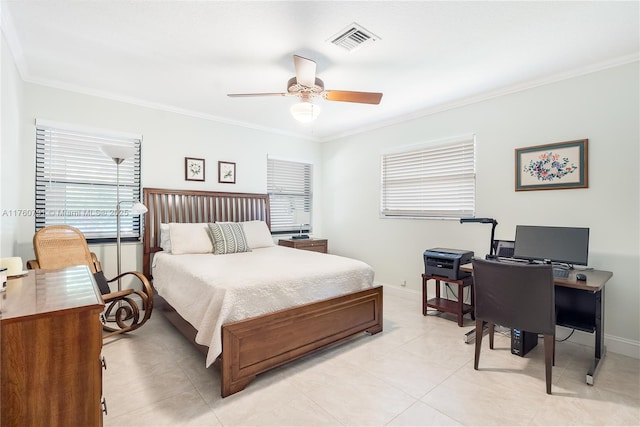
[2,49,322,278]
[321,62,640,354]
[1,33,24,258]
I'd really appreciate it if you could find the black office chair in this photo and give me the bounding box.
[472,258,556,394]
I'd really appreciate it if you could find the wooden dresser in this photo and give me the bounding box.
[1,265,105,427]
[279,238,328,254]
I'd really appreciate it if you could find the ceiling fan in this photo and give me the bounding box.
[227,55,383,122]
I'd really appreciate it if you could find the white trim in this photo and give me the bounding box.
[0,3,27,79]
[557,326,640,360]
[319,55,640,143]
[14,57,640,145]
[384,284,640,360]
[27,78,318,142]
[35,118,142,142]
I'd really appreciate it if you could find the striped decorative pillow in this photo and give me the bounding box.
[207,222,251,255]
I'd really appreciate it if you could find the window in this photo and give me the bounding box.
[267,157,313,234]
[380,135,475,218]
[35,120,142,241]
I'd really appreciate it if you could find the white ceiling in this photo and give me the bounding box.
[2,1,638,142]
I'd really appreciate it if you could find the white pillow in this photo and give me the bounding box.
[159,223,171,253]
[242,221,275,249]
[208,222,251,255]
[169,223,213,255]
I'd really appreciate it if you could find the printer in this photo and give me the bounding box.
[423,248,474,280]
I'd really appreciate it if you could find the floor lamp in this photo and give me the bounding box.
[100,145,146,291]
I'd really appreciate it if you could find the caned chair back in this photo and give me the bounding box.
[33,225,98,274]
[472,258,555,335]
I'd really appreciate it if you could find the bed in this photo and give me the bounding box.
[142,188,383,397]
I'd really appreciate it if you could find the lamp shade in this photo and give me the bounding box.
[290,102,321,123]
[101,144,136,163]
[131,201,148,215]
[293,210,311,225]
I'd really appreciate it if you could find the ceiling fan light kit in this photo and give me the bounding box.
[290,102,321,123]
[228,54,383,123]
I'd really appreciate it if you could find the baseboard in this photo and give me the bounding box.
[381,283,640,360]
[558,326,640,359]
[380,282,420,298]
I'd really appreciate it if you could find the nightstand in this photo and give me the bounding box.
[278,238,328,254]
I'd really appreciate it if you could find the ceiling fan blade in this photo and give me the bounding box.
[227,93,289,98]
[324,90,383,105]
[293,55,316,88]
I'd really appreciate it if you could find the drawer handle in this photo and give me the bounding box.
[101,397,108,415]
[101,356,107,370]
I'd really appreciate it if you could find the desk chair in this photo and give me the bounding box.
[472,258,555,394]
[28,225,153,339]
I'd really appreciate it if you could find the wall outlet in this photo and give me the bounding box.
[401,280,406,287]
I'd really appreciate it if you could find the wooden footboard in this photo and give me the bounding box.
[142,188,383,398]
[154,286,383,397]
[221,286,383,397]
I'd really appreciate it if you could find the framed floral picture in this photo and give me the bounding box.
[185,157,205,181]
[218,161,236,184]
[515,139,588,191]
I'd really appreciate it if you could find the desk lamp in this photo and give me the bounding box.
[459,217,498,344]
[292,210,311,240]
[459,217,498,259]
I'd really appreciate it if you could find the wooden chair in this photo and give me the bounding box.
[28,225,153,339]
[472,258,556,394]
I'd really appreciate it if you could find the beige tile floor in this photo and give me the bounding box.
[102,286,640,426]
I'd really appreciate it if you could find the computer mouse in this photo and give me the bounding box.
[576,273,587,281]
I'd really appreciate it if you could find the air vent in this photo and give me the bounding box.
[329,23,379,52]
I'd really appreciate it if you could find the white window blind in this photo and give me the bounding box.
[381,136,476,218]
[267,158,313,234]
[35,121,142,241]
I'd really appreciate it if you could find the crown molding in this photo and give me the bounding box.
[25,75,320,142]
[1,3,28,78]
[3,0,637,146]
[320,53,640,142]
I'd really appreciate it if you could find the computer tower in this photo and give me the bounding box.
[511,328,538,356]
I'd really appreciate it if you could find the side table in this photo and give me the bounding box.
[278,238,328,254]
[422,273,474,327]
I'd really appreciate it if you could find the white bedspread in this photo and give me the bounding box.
[152,245,375,367]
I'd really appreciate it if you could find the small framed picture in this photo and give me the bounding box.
[185,157,205,181]
[218,161,236,184]
[515,139,588,191]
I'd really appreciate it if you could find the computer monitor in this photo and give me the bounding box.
[513,225,589,266]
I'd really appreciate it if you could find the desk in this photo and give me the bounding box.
[460,263,612,386]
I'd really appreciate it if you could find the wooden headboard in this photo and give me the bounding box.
[142,187,270,278]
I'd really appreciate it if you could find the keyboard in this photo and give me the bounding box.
[553,268,570,279]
